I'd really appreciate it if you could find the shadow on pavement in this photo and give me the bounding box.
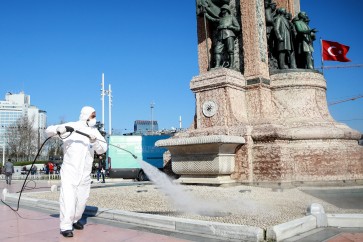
[301,188,363,209]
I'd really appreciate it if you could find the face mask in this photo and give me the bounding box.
[87,118,97,127]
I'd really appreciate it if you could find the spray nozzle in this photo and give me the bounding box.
[65,126,74,132]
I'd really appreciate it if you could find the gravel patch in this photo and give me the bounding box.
[25,182,363,229]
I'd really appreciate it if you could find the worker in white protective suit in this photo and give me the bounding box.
[45,106,108,238]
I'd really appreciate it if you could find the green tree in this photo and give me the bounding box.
[6,116,38,162]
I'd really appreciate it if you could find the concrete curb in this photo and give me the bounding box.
[266,213,363,241]
[5,193,265,242]
[327,214,363,228]
[266,215,317,241]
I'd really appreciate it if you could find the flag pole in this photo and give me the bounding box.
[320,38,324,75]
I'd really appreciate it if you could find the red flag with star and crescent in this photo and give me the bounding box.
[322,40,351,62]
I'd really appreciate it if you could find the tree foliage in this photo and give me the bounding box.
[6,116,37,162]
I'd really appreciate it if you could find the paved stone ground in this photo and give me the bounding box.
[22,180,363,229]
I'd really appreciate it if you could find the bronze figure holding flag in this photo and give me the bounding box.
[196,1,240,69]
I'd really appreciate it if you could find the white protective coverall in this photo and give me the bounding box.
[45,106,108,232]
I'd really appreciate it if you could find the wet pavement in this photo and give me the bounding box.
[301,187,363,209]
[0,180,227,242]
[1,179,363,241]
[0,204,200,242]
[284,227,363,242]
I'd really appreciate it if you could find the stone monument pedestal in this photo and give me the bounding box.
[157,0,362,185]
[157,69,363,185]
[243,139,363,183]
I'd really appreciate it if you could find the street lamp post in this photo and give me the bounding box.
[100,73,112,135]
[150,102,155,134]
[37,127,46,159]
[2,143,5,166]
[38,128,40,152]
[108,84,112,135]
[1,125,6,166]
[101,73,105,132]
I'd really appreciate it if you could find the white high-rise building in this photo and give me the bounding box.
[0,92,47,163]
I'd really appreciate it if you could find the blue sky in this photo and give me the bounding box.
[0,1,362,134]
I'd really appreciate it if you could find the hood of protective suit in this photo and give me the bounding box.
[79,106,95,121]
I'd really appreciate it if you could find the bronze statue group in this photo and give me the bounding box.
[265,0,317,70]
[197,0,317,71]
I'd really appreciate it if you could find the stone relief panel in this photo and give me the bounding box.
[256,0,267,63]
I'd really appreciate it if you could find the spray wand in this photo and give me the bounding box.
[64,126,138,159]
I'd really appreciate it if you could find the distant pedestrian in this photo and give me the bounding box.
[30,165,37,175]
[4,159,14,185]
[48,162,54,174]
[45,163,49,174]
[97,156,105,183]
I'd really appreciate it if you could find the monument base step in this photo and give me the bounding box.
[175,175,237,185]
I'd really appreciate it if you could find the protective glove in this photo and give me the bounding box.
[89,134,97,143]
[56,126,67,135]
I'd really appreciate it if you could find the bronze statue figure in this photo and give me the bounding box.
[285,12,297,65]
[264,0,278,69]
[264,0,317,71]
[264,0,277,53]
[205,4,240,69]
[273,8,296,69]
[196,0,231,19]
[293,11,317,69]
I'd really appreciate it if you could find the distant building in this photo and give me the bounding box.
[0,92,47,158]
[133,120,158,135]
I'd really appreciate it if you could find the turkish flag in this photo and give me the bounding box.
[322,40,351,62]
